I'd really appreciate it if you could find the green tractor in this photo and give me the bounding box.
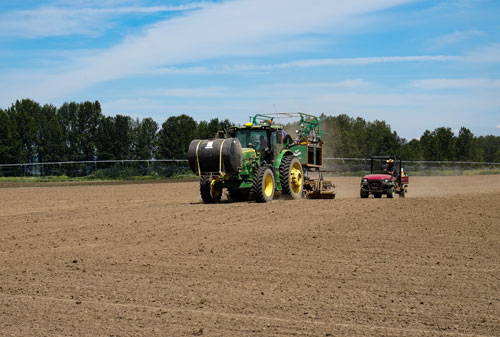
[187,113,335,203]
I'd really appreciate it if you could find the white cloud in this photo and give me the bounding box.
[466,43,500,63]
[496,124,500,129]
[145,86,227,98]
[2,0,416,102]
[0,2,209,38]
[151,56,460,75]
[228,56,460,71]
[409,78,500,90]
[430,30,483,49]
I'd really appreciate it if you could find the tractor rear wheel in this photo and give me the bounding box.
[252,166,275,203]
[200,175,222,203]
[280,155,303,199]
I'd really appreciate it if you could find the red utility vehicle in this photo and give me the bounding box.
[360,156,409,198]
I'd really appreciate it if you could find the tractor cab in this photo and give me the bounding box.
[229,119,283,166]
[360,156,409,198]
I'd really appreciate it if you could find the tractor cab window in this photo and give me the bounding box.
[234,129,268,151]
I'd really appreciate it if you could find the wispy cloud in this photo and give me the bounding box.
[0,2,210,38]
[2,0,416,102]
[409,78,500,90]
[152,56,460,75]
[145,86,227,98]
[229,56,461,71]
[497,124,500,129]
[466,43,500,63]
[430,30,483,49]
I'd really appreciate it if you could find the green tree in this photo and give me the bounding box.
[96,115,134,160]
[455,127,480,161]
[58,101,102,161]
[114,115,134,159]
[400,139,423,161]
[196,120,210,139]
[157,114,197,159]
[34,104,66,164]
[96,116,116,160]
[5,99,38,164]
[477,135,500,162]
[0,109,17,165]
[134,117,159,160]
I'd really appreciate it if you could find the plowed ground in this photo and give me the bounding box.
[1,176,500,336]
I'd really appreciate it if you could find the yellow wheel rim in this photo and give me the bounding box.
[264,173,274,197]
[290,162,303,194]
[210,179,221,199]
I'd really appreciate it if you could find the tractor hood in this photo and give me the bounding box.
[242,147,257,160]
[362,173,392,180]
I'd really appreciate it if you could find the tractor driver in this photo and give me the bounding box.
[259,135,268,151]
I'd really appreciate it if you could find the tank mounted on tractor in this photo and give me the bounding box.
[360,156,409,198]
[187,113,336,203]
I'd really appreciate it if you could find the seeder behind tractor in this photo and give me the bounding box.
[187,113,335,203]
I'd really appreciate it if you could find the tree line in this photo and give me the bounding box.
[319,114,500,163]
[0,99,230,165]
[1,99,499,166]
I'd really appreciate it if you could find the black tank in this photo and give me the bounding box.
[188,138,242,175]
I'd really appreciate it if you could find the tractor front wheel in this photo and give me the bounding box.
[280,156,303,199]
[252,166,275,203]
[200,175,222,203]
[360,189,369,198]
[374,193,382,198]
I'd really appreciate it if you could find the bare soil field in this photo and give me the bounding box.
[1,176,500,336]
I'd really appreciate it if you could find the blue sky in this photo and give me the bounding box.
[1,0,499,140]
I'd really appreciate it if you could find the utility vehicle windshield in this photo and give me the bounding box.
[371,159,397,174]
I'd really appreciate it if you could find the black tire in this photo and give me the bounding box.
[360,189,369,198]
[200,175,222,203]
[251,166,275,203]
[374,193,382,198]
[279,156,303,200]
[399,187,407,198]
[387,186,394,198]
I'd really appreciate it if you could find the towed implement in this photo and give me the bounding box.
[187,113,336,203]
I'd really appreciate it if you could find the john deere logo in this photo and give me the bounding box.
[294,149,301,156]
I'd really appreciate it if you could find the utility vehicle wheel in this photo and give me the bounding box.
[399,187,407,198]
[200,175,222,203]
[387,187,394,198]
[374,193,382,198]
[360,189,369,198]
[252,166,275,203]
[280,156,303,199]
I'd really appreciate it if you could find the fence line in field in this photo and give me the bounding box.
[0,159,187,168]
[323,158,500,165]
[0,158,499,178]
